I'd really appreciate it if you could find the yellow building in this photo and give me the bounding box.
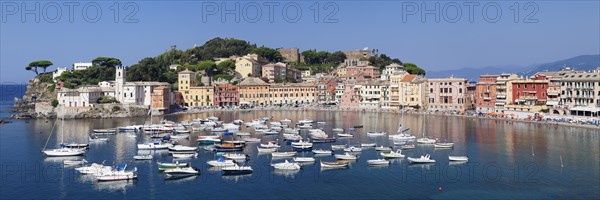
[398,74,427,107]
[388,72,407,108]
[178,70,214,107]
[238,77,270,106]
[235,57,261,78]
[269,83,318,105]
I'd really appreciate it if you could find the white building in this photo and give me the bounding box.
[381,63,405,80]
[53,67,68,81]
[57,86,112,107]
[98,81,115,88]
[115,67,170,106]
[73,62,93,70]
[358,79,388,109]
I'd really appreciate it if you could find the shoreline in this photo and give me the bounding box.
[165,106,600,130]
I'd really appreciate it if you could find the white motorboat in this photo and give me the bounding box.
[367,159,390,165]
[284,128,300,134]
[94,164,137,181]
[207,116,219,121]
[260,142,281,148]
[233,119,244,125]
[375,146,392,151]
[335,153,358,160]
[332,128,344,132]
[223,153,247,160]
[320,161,349,169]
[380,149,405,158]
[291,140,313,149]
[133,155,153,160]
[367,132,387,137]
[172,152,197,159]
[408,154,436,163]
[63,159,87,166]
[272,152,297,157]
[337,133,353,137]
[312,149,333,154]
[389,133,416,140]
[434,143,454,148]
[257,147,277,153]
[76,163,112,175]
[361,143,376,147]
[93,129,117,135]
[317,121,326,125]
[207,158,236,167]
[168,145,198,152]
[417,138,436,144]
[164,166,200,177]
[344,146,362,152]
[137,142,172,150]
[331,145,346,150]
[211,127,228,132]
[293,157,316,162]
[174,129,191,134]
[271,160,301,170]
[448,156,469,162]
[222,164,253,175]
[270,126,283,131]
[280,119,292,124]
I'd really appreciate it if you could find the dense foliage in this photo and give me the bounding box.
[403,62,426,75]
[251,47,283,62]
[57,66,115,89]
[97,96,119,103]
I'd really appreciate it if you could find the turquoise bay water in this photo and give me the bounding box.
[0,84,599,199]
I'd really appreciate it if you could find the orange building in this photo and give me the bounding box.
[151,86,171,111]
[475,75,499,112]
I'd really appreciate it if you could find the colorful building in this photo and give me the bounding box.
[494,74,520,112]
[238,77,270,106]
[475,75,499,112]
[398,74,427,108]
[425,77,469,112]
[151,86,171,111]
[214,84,238,107]
[178,70,214,107]
[505,75,549,112]
[560,70,600,117]
[339,84,361,108]
[269,83,317,105]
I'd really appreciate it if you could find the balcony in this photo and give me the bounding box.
[483,97,492,101]
[497,86,506,90]
[547,91,559,96]
[496,94,506,99]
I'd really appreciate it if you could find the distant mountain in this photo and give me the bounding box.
[427,54,600,81]
[521,54,600,76]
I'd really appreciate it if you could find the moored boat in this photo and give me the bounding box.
[344,146,363,152]
[133,155,153,160]
[293,157,316,162]
[222,164,253,175]
[207,157,236,167]
[271,152,297,157]
[320,161,349,169]
[408,154,436,163]
[312,149,333,154]
[434,142,454,148]
[360,143,376,147]
[380,149,405,158]
[331,144,346,150]
[168,145,198,152]
[335,153,358,160]
[63,159,87,166]
[367,159,390,165]
[448,156,469,162]
[271,160,301,170]
[375,146,392,151]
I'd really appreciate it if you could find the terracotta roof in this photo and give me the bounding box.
[400,74,416,82]
[179,69,194,74]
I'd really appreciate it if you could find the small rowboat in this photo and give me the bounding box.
[367,159,390,165]
[448,156,469,162]
[63,159,87,166]
[272,152,297,157]
[434,143,454,148]
[320,161,349,169]
[293,157,316,162]
[172,152,197,159]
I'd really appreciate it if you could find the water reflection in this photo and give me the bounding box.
[93,180,135,193]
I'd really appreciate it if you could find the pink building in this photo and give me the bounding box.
[339,84,360,108]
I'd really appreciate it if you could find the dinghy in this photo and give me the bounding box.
[434,143,454,148]
[257,147,277,153]
[407,154,436,163]
[320,161,349,169]
[157,161,190,169]
[168,145,198,152]
[172,152,197,159]
[272,152,297,157]
[312,149,333,154]
[448,156,469,162]
[344,146,363,152]
[416,138,436,144]
[137,141,171,150]
[380,149,405,158]
[335,153,358,160]
[375,146,392,151]
[367,159,390,165]
[293,157,316,162]
[360,143,376,147]
[164,166,200,177]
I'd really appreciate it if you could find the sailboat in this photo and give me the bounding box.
[416,116,436,144]
[389,118,416,140]
[43,108,86,157]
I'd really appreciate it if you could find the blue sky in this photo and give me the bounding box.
[1,1,599,83]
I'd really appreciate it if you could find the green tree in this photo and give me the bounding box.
[26,60,53,75]
[403,62,426,75]
[51,99,59,107]
[327,51,347,64]
[216,60,235,74]
[92,57,122,68]
[251,46,283,62]
[195,60,217,71]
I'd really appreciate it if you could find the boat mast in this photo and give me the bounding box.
[61,106,65,145]
[42,118,58,151]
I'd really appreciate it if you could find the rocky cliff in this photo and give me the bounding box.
[11,77,56,118]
